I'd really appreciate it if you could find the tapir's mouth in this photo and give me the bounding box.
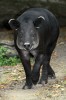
[16,35,39,50]
[16,41,39,51]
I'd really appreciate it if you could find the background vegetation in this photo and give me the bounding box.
[0,46,21,66]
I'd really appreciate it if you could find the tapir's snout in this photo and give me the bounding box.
[24,42,31,50]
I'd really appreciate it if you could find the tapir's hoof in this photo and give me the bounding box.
[38,78,48,85]
[32,72,40,85]
[32,78,39,85]
[22,83,33,89]
[48,73,56,79]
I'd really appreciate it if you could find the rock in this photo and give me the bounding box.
[0,0,66,27]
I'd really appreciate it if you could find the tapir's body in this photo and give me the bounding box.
[9,8,59,89]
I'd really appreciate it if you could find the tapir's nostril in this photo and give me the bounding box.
[24,42,30,49]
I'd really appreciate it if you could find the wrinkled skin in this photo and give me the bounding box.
[9,8,59,89]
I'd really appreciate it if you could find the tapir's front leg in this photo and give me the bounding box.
[16,49,32,89]
[32,54,44,84]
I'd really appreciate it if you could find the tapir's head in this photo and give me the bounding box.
[9,17,43,50]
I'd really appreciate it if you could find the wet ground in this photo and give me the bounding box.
[0,28,66,100]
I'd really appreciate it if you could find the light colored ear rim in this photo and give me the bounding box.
[8,19,15,24]
[38,16,45,20]
[35,16,45,29]
[8,19,20,30]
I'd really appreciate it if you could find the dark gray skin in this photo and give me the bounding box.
[9,8,59,89]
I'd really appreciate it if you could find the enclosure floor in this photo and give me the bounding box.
[0,38,66,100]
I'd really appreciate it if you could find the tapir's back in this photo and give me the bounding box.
[17,8,59,35]
[17,8,58,24]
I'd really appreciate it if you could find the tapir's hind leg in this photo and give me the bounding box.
[39,42,56,85]
[47,42,57,79]
[39,28,59,84]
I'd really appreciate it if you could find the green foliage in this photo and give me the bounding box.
[0,46,21,66]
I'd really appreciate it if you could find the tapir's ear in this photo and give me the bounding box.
[33,16,45,28]
[8,19,20,30]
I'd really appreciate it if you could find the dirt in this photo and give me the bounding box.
[0,31,66,100]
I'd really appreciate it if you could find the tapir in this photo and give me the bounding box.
[8,8,59,89]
